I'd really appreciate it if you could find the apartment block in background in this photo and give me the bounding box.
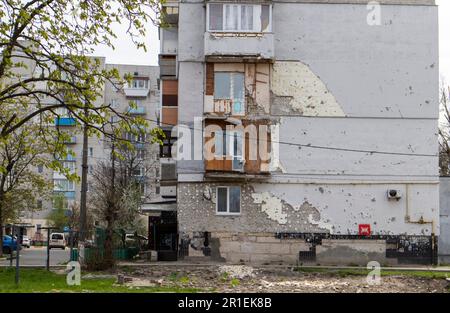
[18,60,161,241]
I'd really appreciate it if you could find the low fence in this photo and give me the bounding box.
[70,247,139,262]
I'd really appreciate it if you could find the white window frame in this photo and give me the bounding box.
[216,186,241,215]
[53,179,75,192]
[230,130,244,171]
[62,161,76,173]
[207,3,272,33]
[130,78,149,89]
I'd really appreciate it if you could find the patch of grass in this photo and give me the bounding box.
[295,267,450,279]
[168,271,179,282]
[294,267,329,274]
[178,276,190,284]
[230,278,240,288]
[0,268,200,293]
[220,272,229,282]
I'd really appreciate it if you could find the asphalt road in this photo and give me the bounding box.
[0,246,70,266]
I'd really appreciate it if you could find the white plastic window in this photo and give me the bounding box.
[208,3,271,32]
[216,186,241,214]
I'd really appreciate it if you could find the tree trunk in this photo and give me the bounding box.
[102,143,116,269]
[0,207,3,258]
[103,216,115,268]
[0,192,4,257]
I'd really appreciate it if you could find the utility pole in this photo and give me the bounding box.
[79,107,88,243]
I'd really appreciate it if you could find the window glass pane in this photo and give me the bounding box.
[241,5,253,31]
[214,130,223,156]
[209,4,223,30]
[232,73,244,100]
[214,73,231,99]
[229,187,241,213]
[261,5,271,32]
[223,131,233,155]
[217,187,228,212]
[235,131,243,157]
[225,4,239,30]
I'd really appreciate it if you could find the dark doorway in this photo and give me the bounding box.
[148,211,178,261]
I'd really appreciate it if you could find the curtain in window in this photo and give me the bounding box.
[241,5,253,31]
[225,4,239,30]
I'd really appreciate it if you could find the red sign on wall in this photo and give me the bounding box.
[358,224,371,236]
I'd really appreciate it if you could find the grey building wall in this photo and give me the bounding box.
[173,0,439,264]
[439,177,450,264]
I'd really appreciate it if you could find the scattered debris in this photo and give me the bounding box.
[117,274,133,285]
[113,265,449,293]
[217,265,256,279]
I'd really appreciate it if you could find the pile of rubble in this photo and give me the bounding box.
[113,265,449,293]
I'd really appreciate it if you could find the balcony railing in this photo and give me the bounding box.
[204,32,274,61]
[55,117,76,126]
[123,88,149,98]
[64,136,77,144]
[54,191,76,199]
[127,106,146,115]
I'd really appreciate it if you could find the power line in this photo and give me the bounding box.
[13,103,438,158]
[139,116,438,158]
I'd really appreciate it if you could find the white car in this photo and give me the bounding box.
[21,235,31,248]
[49,233,66,250]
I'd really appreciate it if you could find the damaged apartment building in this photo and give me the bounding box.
[155,0,440,265]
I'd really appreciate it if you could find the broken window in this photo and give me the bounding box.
[216,186,241,214]
[208,3,272,32]
[214,72,245,115]
[160,129,177,158]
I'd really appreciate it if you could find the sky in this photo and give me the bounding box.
[438,0,450,83]
[92,2,450,81]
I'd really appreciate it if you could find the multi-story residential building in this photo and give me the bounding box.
[156,0,440,265]
[20,60,161,241]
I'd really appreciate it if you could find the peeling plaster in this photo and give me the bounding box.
[307,213,333,233]
[250,192,331,232]
[251,192,288,224]
[271,61,345,117]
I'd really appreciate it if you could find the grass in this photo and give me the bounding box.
[0,268,201,293]
[295,267,450,279]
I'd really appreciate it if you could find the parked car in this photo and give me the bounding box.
[2,235,18,254]
[21,235,31,248]
[125,234,148,249]
[49,233,66,250]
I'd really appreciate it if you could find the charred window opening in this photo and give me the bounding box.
[160,129,177,158]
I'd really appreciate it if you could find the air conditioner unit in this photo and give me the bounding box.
[387,189,402,201]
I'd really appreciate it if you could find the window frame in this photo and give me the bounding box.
[130,78,149,89]
[53,179,75,192]
[216,186,241,216]
[207,3,272,33]
[213,71,245,115]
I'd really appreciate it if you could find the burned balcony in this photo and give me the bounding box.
[204,119,272,178]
